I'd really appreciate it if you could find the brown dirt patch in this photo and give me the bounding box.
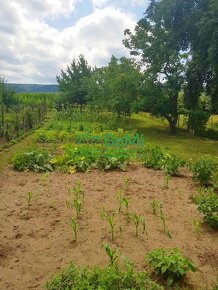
[0,166,217,290]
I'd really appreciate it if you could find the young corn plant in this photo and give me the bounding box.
[115,190,124,213]
[26,191,33,209]
[74,180,85,200]
[123,176,129,191]
[130,213,146,238]
[107,211,116,241]
[150,200,161,216]
[73,197,82,218]
[122,197,130,222]
[192,220,202,237]
[104,244,120,266]
[159,209,172,239]
[70,218,78,241]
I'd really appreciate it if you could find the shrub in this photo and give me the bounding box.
[193,188,218,228]
[189,156,217,185]
[145,248,196,286]
[187,109,210,134]
[45,262,163,290]
[12,151,53,172]
[142,146,165,170]
[162,154,185,176]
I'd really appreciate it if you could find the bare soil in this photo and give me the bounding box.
[0,166,217,290]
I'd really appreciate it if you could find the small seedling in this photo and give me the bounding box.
[192,219,202,236]
[100,205,107,219]
[107,211,116,241]
[163,174,170,189]
[122,197,130,221]
[115,190,124,213]
[150,200,161,216]
[104,244,120,266]
[40,172,50,186]
[123,177,129,191]
[73,197,82,218]
[70,218,78,241]
[159,209,172,238]
[26,191,33,209]
[74,180,84,199]
[130,213,146,237]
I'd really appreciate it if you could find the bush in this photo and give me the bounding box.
[145,248,196,287]
[45,262,163,290]
[187,109,210,134]
[189,156,217,186]
[12,151,53,172]
[193,188,218,228]
[142,147,165,170]
[162,154,185,176]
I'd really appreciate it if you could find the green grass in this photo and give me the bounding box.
[125,114,218,161]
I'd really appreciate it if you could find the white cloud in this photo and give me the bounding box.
[0,0,138,84]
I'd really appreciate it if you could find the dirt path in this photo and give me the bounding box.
[0,166,217,289]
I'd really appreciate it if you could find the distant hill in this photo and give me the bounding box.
[7,83,59,93]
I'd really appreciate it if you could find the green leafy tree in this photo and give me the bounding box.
[56,55,91,107]
[86,56,142,116]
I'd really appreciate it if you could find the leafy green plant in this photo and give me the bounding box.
[12,150,53,172]
[146,248,196,286]
[162,154,185,176]
[130,213,146,237]
[142,146,164,170]
[45,259,163,290]
[70,218,78,241]
[26,191,33,209]
[189,156,217,186]
[150,200,161,216]
[104,244,120,266]
[192,188,218,228]
[159,209,172,238]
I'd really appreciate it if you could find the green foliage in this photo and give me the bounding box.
[12,151,53,172]
[101,209,116,241]
[142,147,165,170]
[189,156,217,185]
[193,188,218,228]
[45,260,163,290]
[56,55,91,106]
[146,248,196,286]
[187,109,211,134]
[162,154,185,176]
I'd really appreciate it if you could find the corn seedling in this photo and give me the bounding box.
[115,190,124,213]
[163,174,170,189]
[73,197,82,218]
[130,213,146,237]
[122,197,130,222]
[150,200,161,216]
[192,220,202,236]
[100,205,107,219]
[123,177,129,191]
[40,172,49,186]
[104,244,120,266]
[159,209,172,238]
[74,180,84,199]
[70,218,78,241]
[26,191,33,209]
[107,211,116,241]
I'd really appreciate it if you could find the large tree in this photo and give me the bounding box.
[123,0,190,133]
[86,56,142,116]
[56,55,91,106]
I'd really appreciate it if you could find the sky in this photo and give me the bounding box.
[0,0,149,84]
